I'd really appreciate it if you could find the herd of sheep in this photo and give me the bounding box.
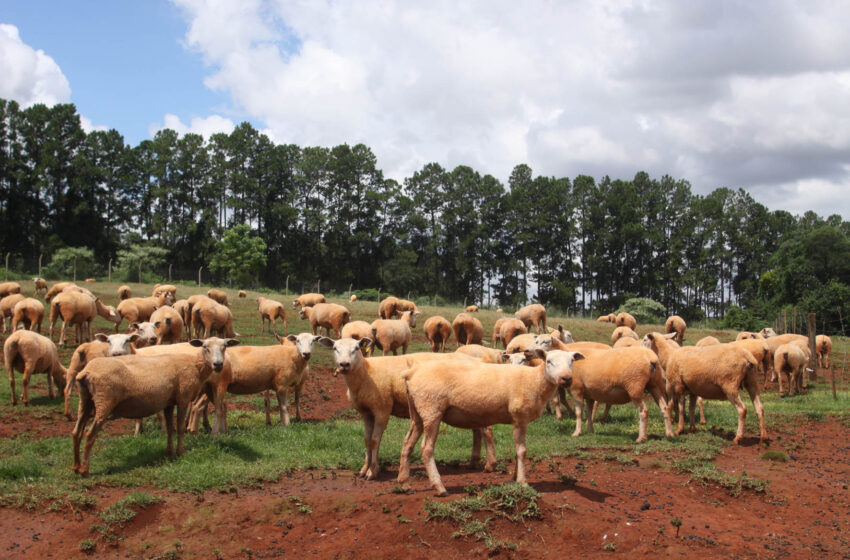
[0,278,835,495]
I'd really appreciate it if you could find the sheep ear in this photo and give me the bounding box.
[531,348,546,360]
[571,352,586,362]
[128,333,140,343]
[95,333,108,342]
[154,321,161,329]
[130,322,140,330]
[500,351,508,363]
[225,338,240,347]
[285,334,298,342]
[317,337,335,348]
[359,337,374,350]
[189,339,204,347]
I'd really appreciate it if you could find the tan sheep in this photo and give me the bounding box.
[72,337,239,475]
[613,337,642,348]
[454,344,507,364]
[616,312,637,330]
[44,281,75,301]
[611,326,639,345]
[0,281,22,299]
[816,335,832,369]
[499,318,528,348]
[292,292,326,309]
[49,291,96,346]
[496,308,503,313]
[761,333,810,382]
[596,313,616,323]
[349,293,357,303]
[514,303,546,333]
[465,305,479,312]
[238,290,247,298]
[397,299,419,314]
[759,328,777,338]
[5,329,66,406]
[11,297,45,333]
[192,298,238,338]
[300,303,351,338]
[115,297,158,332]
[207,288,228,306]
[424,316,453,352]
[547,325,575,344]
[492,317,509,348]
[397,349,584,495]
[257,296,287,336]
[665,315,687,344]
[452,312,484,346]
[774,343,809,396]
[150,306,184,344]
[504,333,537,355]
[117,285,132,300]
[153,284,177,302]
[1,293,26,333]
[129,321,158,347]
[341,320,374,343]
[370,310,420,356]
[696,336,721,346]
[33,278,48,297]
[172,299,189,335]
[317,337,495,481]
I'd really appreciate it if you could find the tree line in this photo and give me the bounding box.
[2,99,849,328]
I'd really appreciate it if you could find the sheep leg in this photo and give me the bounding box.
[187,395,206,434]
[698,397,706,425]
[512,423,529,486]
[365,415,389,480]
[647,385,674,438]
[134,418,143,436]
[359,414,375,477]
[71,392,94,474]
[176,404,189,456]
[81,416,107,477]
[471,428,482,468]
[688,395,698,433]
[276,389,291,426]
[585,398,596,433]
[46,370,55,399]
[398,418,423,487]
[727,393,747,445]
[633,397,649,443]
[20,363,36,406]
[481,427,497,472]
[162,406,176,457]
[7,364,17,406]
[420,419,447,496]
[58,320,67,347]
[674,392,686,436]
[263,390,272,425]
[743,371,767,444]
[572,398,584,437]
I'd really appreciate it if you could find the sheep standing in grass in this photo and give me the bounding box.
[500,318,528,348]
[44,281,74,301]
[49,291,96,346]
[115,297,158,332]
[192,299,238,338]
[665,315,687,344]
[349,294,357,303]
[207,288,228,306]
[465,305,479,312]
[1,293,25,332]
[72,337,239,476]
[774,343,809,396]
[11,297,45,333]
[238,290,247,298]
[293,292,326,309]
[150,306,184,345]
[300,303,350,338]
[424,316,452,352]
[117,285,132,300]
[33,278,48,297]
[398,349,584,495]
[492,317,508,348]
[370,310,420,356]
[0,281,21,299]
[616,312,637,330]
[5,329,66,406]
[452,313,484,346]
[816,335,832,369]
[257,296,287,336]
[611,326,639,345]
[597,313,616,323]
[341,321,374,349]
[153,284,178,302]
[378,296,401,319]
[515,303,546,333]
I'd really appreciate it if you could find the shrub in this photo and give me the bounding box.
[617,298,666,324]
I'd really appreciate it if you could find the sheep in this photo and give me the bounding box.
[129,321,158,347]
[759,328,777,338]
[192,299,238,338]
[115,297,158,331]
[5,329,66,406]
[300,303,351,338]
[84,278,96,283]
[378,296,401,319]
[172,299,189,335]
[238,290,247,298]
[616,312,637,330]
[33,278,48,297]
[185,294,214,328]
[207,288,228,306]
[44,281,75,301]
[397,299,419,314]
[1,293,25,333]
[816,335,832,369]
[547,325,575,344]
[117,285,132,300]
[340,320,374,347]
[349,293,357,303]
[646,333,766,443]
[424,316,453,352]
[736,331,764,341]
[499,318,528,348]
[317,337,495,481]
[514,303,546,333]
[49,291,96,346]
[292,292,326,309]
[496,308,503,313]
[596,313,616,323]
[492,317,509,348]
[452,313,484,346]
[611,326,639,345]
[150,306,184,345]
[504,333,537,355]
[696,336,721,347]
[257,296,287,336]
[774,343,809,396]
[397,349,584,495]
[454,344,507,364]
[613,337,642,348]
[11,297,45,333]
[62,333,141,420]
[465,305,479,312]
[151,284,177,303]
[72,337,239,475]
[370,310,420,356]
[761,333,811,382]
[0,281,22,299]
[665,315,687,344]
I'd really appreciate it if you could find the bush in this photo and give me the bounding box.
[723,305,758,331]
[44,247,97,279]
[353,288,382,302]
[616,298,666,324]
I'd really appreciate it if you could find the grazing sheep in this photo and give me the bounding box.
[496,308,503,313]
[317,337,494,481]
[465,305,479,312]
[340,320,375,349]
[515,303,547,333]
[378,296,401,319]
[115,297,158,332]
[547,325,575,344]
[736,331,764,341]
[454,344,507,364]
[492,317,509,348]
[616,312,637,330]
[347,294,356,303]
[397,349,584,495]
[44,281,75,301]
[816,335,832,369]
[451,313,484,346]
[238,290,247,298]
[665,315,687,344]
[596,313,616,323]
[11,297,45,333]
[192,299,238,338]
[150,306,184,345]
[72,337,239,475]
[152,284,177,303]
[397,299,419,314]
[292,292,326,309]
[185,294,214,327]
[62,333,141,419]
[499,318,528,348]
[611,326,639,345]
[207,288,228,306]
[424,316,453,352]
[1,293,26,332]
[696,336,721,347]
[5,329,66,406]
[172,299,189,335]
[300,303,351,338]
[504,333,537,355]
[774,343,809,396]
[370,311,420,356]
[0,281,22,299]
[84,278,96,283]
[33,278,48,297]
[761,333,810,382]
[117,285,132,300]
[257,296,287,336]
[49,291,96,346]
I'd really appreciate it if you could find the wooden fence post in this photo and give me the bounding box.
[792,306,797,334]
[108,258,112,283]
[198,266,203,287]
[38,253,43,278]
[807,313,817,383]
[285,276,289,296]
[5,252,9,281]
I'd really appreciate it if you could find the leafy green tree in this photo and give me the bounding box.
[116,245,169,283]
[45,247,96,280]
[617,297,666,324]
[209,225,267,287]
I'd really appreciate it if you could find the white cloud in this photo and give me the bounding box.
[0,23,71,107]
[170,0,850,218]
[149,113,236,139]
[79,115,108,134]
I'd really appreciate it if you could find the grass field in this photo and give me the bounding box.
[1,280,848,509]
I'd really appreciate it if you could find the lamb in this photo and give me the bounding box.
[596,313,616,323]
[616,312,637,330]
[257,296,287,336]
[378,296,401,319]
[62,333,141,419]
[499,318,528,348]
[774,343,809,396]
[424,316,453,352]
[454,344,507,364]
[49,291,96,346]
[317,337,495,481]
[492,317,508,348]
[665,315,687,344]
[300,303,351,338]
[117,285,132,300]
[11,297,45,333]
[0,281,22,299]
[33,278,48,297]
[696,336,721,347]
[192,298,238,338]
[397,349,584,495]
[5,329,66,406]
[150,306,184,344]
[465,305,479,312]
[1,293,25,332]
[816,335,832,369]
[72,337,239,475]
[514,303,546,333]
[611,326,639,345]
[44,281,75,301]
[207,288,228,306]
[452,313,484,346]
[238,290,247,298]
[115,297,158,331]
[292,292,326,309]
[370,310,420,356]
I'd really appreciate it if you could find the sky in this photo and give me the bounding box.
[2,0,850,219]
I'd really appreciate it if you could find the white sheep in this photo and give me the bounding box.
[5,329,66,406]
[370,310,420,356]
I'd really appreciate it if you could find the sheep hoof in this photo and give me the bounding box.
[733,437,743,445]
[483,463,496,473]
[635,437,648,444]
[435,490,449,498]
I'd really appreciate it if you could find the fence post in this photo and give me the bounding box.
[38,253,43,278]
[4,253,9,281]
[108,258,112,283]
[807,313,817,384]
[74,256,78,282]
[168,263,172,282]
[792,306,797,334]
[137,261,141,284]
[198,266,203,287]
[348,283,353,301]
[285,276,289,296]
[783,309,788,334]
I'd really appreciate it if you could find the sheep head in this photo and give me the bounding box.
[282,332,320,361]
[319,336,371,376]
[542,350,585,387]
[189,337,239,372]
[94,333,140,356]
[129,322,158,347]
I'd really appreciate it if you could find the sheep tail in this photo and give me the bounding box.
[4,339,17,372]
